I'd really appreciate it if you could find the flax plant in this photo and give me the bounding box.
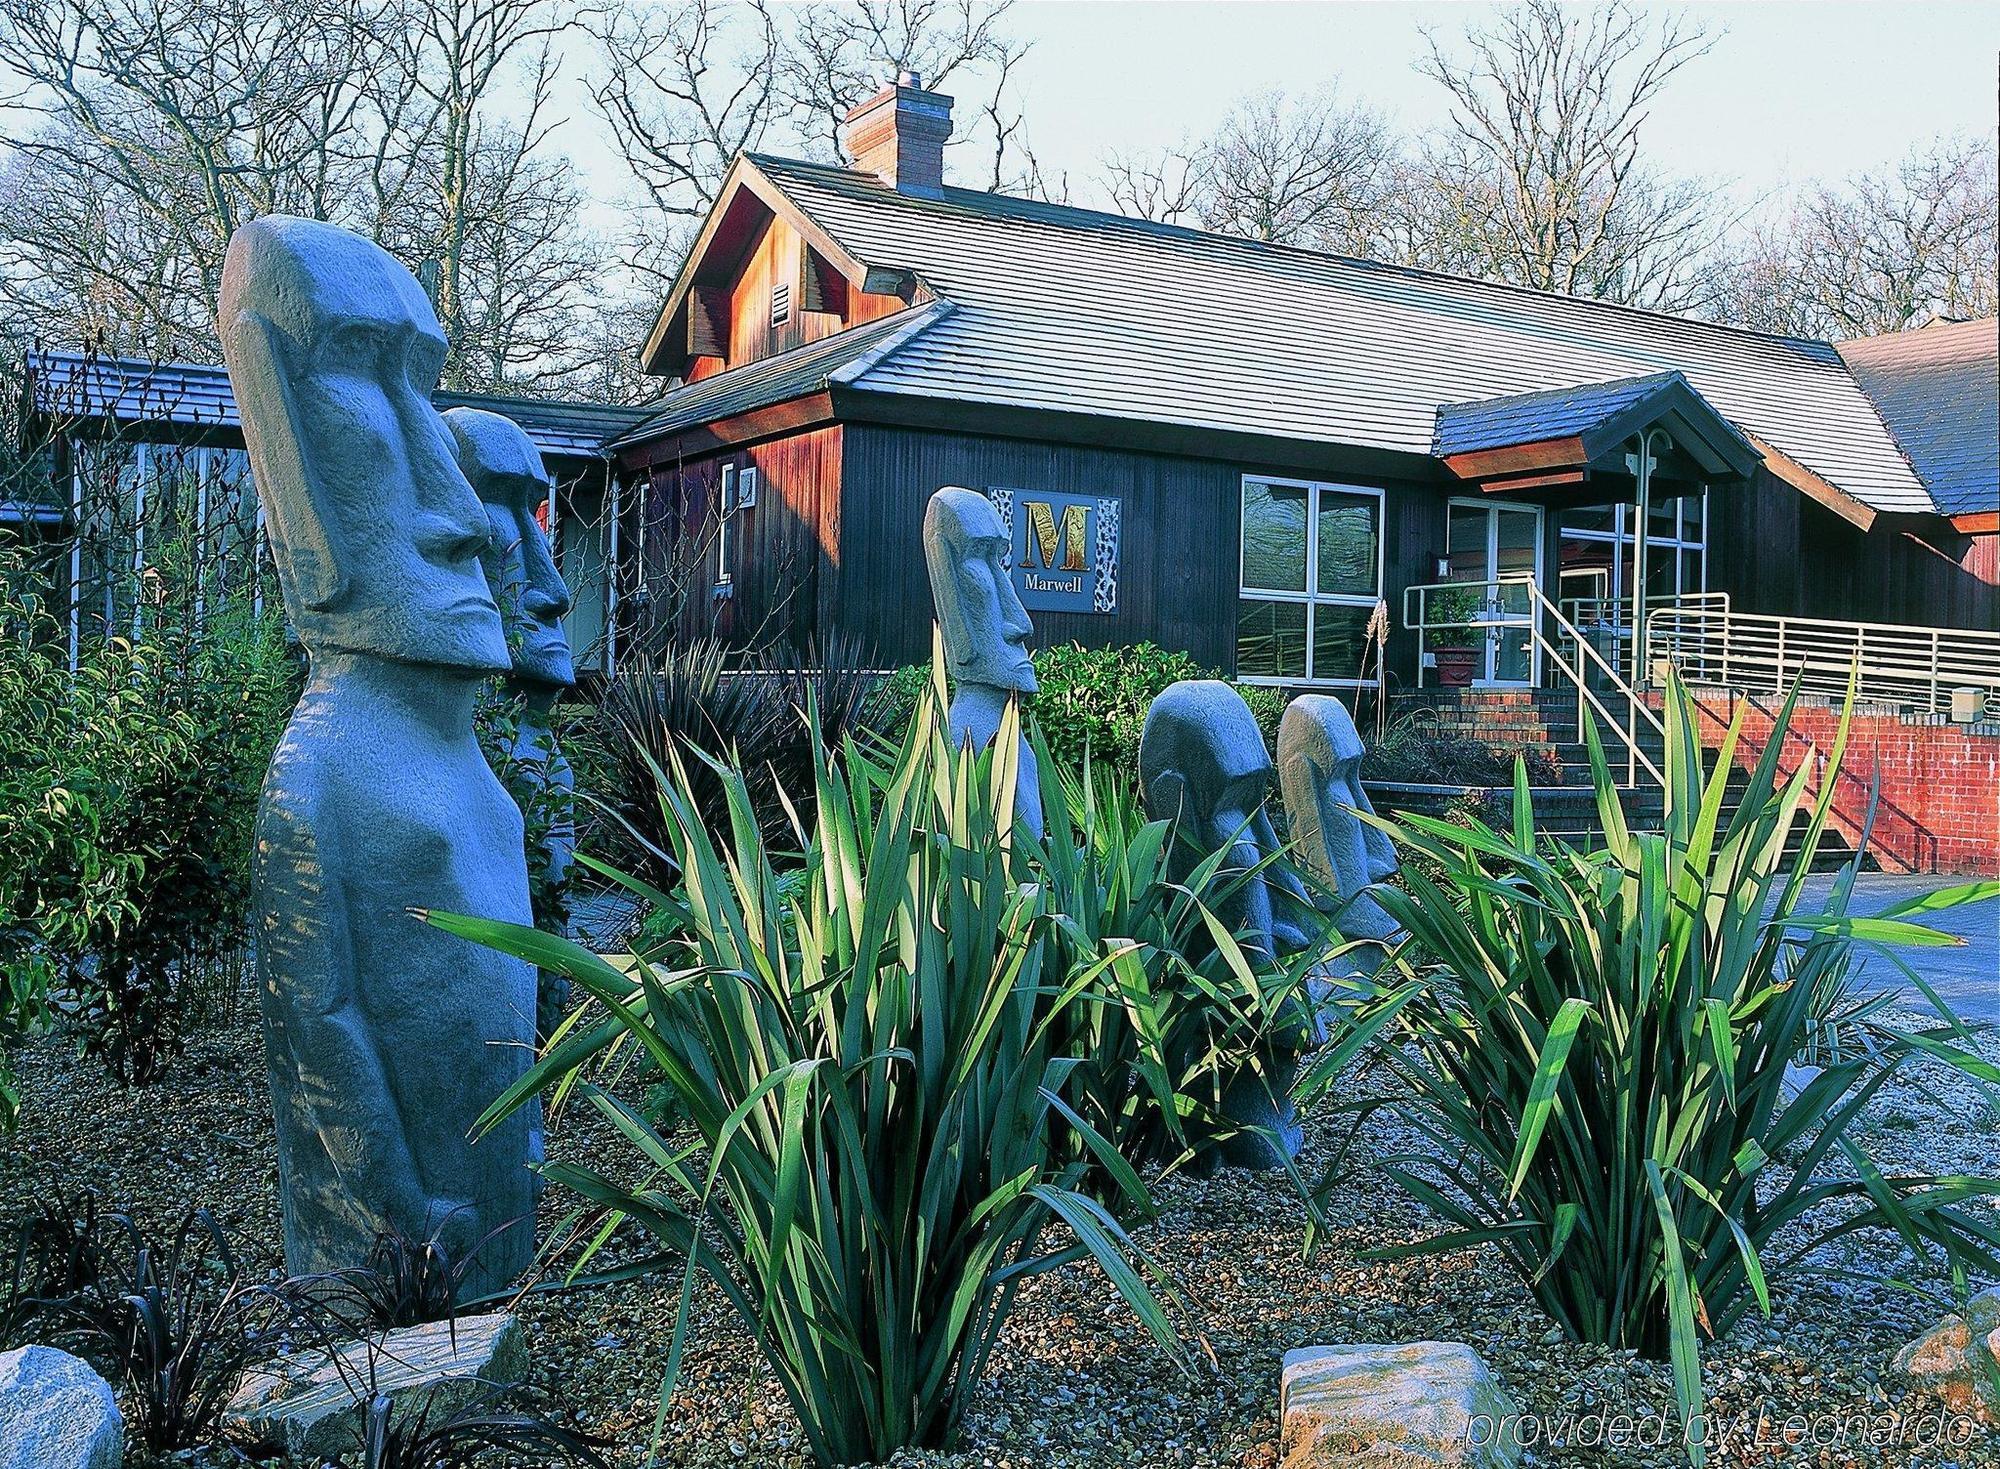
[1330,673,2000,1463]
[424,674,1183,1467]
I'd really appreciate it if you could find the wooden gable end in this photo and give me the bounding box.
[653,168,911,381]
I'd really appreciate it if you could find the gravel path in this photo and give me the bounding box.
[3,1005,1996,1468]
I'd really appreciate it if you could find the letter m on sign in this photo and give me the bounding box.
[1024,500,1090,572]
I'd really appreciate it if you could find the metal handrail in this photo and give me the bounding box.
[1405,574,1666,788]
[1648,604,2000,716]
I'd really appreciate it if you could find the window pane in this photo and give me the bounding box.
[1316,491,1378,597]
[1562,503,1618,535]
[1310,603,1372,682]
[1681,493,1706,539]
[1237,598,1306,678]
[1241,480,1307,592]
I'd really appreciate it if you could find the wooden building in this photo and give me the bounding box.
[606,75,1997,692]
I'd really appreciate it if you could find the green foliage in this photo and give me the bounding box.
[0,546,297,1097]
[1328,674,2000,1461]
[878,640,1287,781]
[1422,584,1484,650]
[1034,751,1334,1171]
[427,679,1189,1466]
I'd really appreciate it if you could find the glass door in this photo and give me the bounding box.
[1445,500,1544,686]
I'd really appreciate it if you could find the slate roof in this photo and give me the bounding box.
[610,303,950,448]
[1434,372,1684,457]
[23,350,649,462]
[1433,370,1762,481]
[639,154,1934,516]
[1837,319,1998,519]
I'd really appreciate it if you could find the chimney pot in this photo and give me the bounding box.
[841,73,953,197]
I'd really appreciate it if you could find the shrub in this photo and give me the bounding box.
[41,1207,291,1454]
[1363,707,1561,786]
[597,632,883,879]
[877,640,1286,780]
[1035,749,1351,1172]
[426,680,1184,1466]
[1,550,297,1092]
[1329,675,2000,1459]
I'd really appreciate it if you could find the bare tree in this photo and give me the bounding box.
[1723,135,1998,338]
[1405,0,1729,310]
[1098,145,1205,227]
[1194,88,1396,252]
[369,0,607,390]
[0,0,383,355]
[776,0,1029,173]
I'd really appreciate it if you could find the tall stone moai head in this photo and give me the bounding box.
[218,215,505,672]
[1276,695,1400,944]
[445,407,575,692]
[1139,679,1311,959]
[922,486,1037,692]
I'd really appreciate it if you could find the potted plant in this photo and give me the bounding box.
[1425,583,1485,688]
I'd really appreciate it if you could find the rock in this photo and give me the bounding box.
[1889,1289,2000,1421]
[0,1344,124,1469]
[1280,1341,1522,1469]
[224,1311,527,1459]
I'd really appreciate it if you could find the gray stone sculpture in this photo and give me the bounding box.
[448,406,577,1040]
[446,406,576,878]
[1276,695,1401,946]
[221,216,541,1299]
[1139,679,1316,1169]
[923,485,1044,837]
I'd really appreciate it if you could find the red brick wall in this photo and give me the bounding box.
[1680,691,2000,877]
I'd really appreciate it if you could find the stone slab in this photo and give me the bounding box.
[224,1311,526,1459]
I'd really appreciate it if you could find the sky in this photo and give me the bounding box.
[556,0,2000,228]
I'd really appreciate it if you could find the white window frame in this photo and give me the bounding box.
[1236,474,1385,688]
[1558,490,1709,612]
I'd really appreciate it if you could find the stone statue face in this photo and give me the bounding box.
[1140,680,1312,957]
[445,407,574,691]
[1277,695,1399,943]
[218,216,506,672]
[923,486,1037,692]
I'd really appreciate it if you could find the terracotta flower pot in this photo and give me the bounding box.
[1433,645,1480,688]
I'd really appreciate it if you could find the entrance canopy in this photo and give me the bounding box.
[1433,370,1763,496]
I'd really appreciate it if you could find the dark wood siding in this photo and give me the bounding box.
[625,426,845,659]
[1708,468,1999,631]
[836,423,1442,677]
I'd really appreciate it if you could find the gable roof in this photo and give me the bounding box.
[641,153,1933,516]
[613,303,949,448]
[1837,319,1998,521]
[1433,370,1761,482]
[23,350,650,462]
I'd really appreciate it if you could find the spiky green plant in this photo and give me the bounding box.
[1325,673,2000,1464]
[423,674,1184,1467]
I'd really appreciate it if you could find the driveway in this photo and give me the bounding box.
[1795,871,2000,1026]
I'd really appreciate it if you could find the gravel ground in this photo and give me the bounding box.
[3,1000,1997,1469]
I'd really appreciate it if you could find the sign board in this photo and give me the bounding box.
[987,488,1121,614]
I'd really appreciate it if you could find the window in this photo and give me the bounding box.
[1238,476,1382,685]
[1557,491,1708,628]
[716,462,735,587]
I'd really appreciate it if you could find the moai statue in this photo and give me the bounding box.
[922,486,1044,838]
[1139,679,1316,1170]
[447,407,577,1042]
[221,217,541,1299]
[1276,695,1401,949]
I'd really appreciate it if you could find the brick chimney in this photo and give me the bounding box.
[841,69,952,197]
